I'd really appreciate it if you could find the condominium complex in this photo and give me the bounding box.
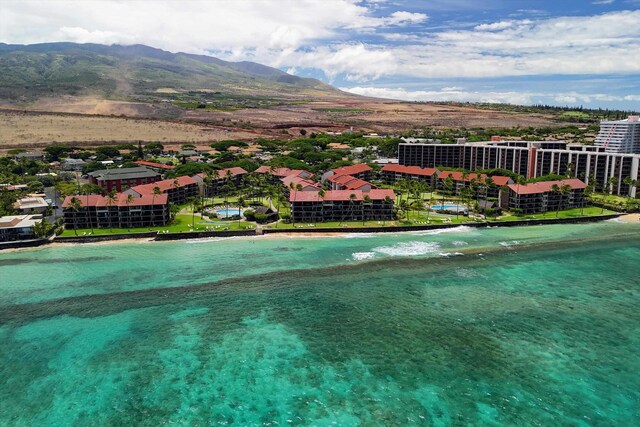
[399,139,640,198]
[289,189,395,223]
[62,194,169,230]
[594,116,640,154]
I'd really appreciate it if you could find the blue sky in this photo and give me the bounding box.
[1,0,639,109]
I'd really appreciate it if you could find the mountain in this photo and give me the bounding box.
[0,42,340,101]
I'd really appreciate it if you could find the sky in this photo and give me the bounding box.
[1,0,640,110]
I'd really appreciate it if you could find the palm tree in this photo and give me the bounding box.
[383,195,392,225]
[125,194,134,231]
[363,194,372,225]
[348,193,357,222]
[69,196,82,236]
[151,186,162,227]
[105,190,118,232]
[623,176,636,200]
[560,184,571,216]
[551,184,561,218]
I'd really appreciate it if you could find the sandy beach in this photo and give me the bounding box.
[618,213,640,223]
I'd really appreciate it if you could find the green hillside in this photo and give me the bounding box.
[0,42,338,101]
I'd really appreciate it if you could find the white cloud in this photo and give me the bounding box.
[342,86,536,104]
[0,2,638,84]
[342,86,640,105]
[593,0,615,4]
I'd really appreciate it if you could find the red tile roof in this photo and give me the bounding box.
[196,167,248,180]
[281,175,319,190]
[437,171,511,185]
[62,193,168,208]
[255,166,312,179]
[289,188,394,203]
[330,164,372,177]
[382,164,438,177]
[134,160,175,170]
[130,176,197,196]
[329,174,373,190]
[508,179,586,195]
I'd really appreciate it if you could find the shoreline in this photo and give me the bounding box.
[1,213,631,251]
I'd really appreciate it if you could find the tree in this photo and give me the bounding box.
[623,176,637,200]
[105,190,118,232]
[363,194,372,225]
[33,219,53,239]
[151,186,162,228]
[69,196,82,236]
[125,194,135,231]
[551,184,561,218]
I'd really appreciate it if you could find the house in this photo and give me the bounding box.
[505,179,587,214]
[61,158,87,171]
[194,167,248,196]
[62,193,169,230]
[125,176,199,205]
[381,164,439,187]
[88,167,162,192]
[0,214,42,242]
[15,151,44,161]
[328,143,350,150]
[322,164,372,182]
[13,197,49,214]
[289,189,395,223]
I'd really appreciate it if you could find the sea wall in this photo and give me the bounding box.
[54,232,158,243]
[154,230,255,240]
[0,238,49,251]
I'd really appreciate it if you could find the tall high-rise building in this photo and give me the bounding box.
[594,116,640,154]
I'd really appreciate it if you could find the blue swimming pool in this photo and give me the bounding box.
[430,204,468,213]
[216,208,244,218]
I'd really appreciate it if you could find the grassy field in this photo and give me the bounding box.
[493,206,617,222]
[59,213,255,237]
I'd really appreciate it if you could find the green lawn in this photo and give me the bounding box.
[493,206,617,222]
[60,213,255,237]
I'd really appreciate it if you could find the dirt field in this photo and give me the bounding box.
[0,95,563,153]
[181,98,560,136]
[0,110,260,153]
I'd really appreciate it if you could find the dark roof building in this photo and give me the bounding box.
[88,167,162,192]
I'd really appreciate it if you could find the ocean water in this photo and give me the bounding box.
[1,221,639,426]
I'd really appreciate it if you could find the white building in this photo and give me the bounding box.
[594,116,640,154]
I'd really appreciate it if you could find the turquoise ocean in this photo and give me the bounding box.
[1,221,639,426]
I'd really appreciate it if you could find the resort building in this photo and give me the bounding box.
[437,171,512,198]
[62,193,169,230]
[281,174,320,194]
[327,174,375,192]
[504,179,587,214]
[289,189,395,223]
[88,167,162,192]
[125,176,198,205]
[194,167,248,196]
[399,140,640,198]
[254,166,314,182]
[0,214,42,242]
[381,164,439,187]
[594,116,640,154]
[322,164,372,182]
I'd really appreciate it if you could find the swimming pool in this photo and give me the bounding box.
[215,208,244,218]
[430,204,468,213]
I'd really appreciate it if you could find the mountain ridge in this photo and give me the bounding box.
[0,42,342,101]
